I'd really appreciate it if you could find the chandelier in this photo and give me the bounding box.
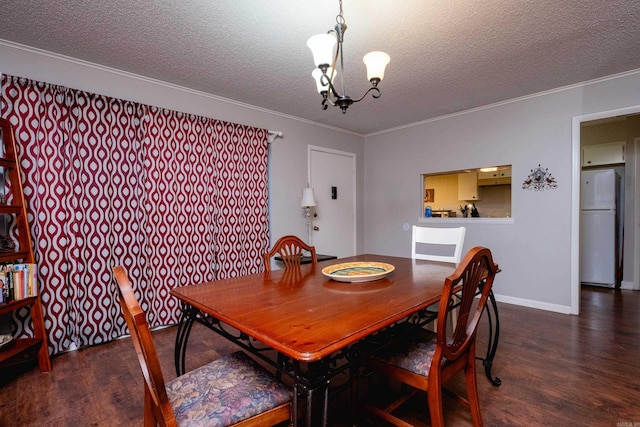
[307,0,390,114]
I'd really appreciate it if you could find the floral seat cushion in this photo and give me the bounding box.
[373,329,438,376]
[166,351,292,427]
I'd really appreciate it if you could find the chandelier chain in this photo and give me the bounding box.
[336,0,345,25]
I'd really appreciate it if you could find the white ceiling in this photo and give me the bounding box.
[1,1,640,135]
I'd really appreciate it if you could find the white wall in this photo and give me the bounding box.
[363,70,640,313]
[4,40,640,314]
[0,40,365,253]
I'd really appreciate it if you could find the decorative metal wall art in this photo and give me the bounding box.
[522,164,558,191]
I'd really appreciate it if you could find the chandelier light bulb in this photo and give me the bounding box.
[363,51,391,83]
[307,34,336,69]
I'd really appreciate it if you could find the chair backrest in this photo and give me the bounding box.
[411,225,466,265]
[113,266,177,426]
[434,246,499,364]
[263,235,317,271]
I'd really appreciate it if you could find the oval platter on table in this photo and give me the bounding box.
[322,261,395,283]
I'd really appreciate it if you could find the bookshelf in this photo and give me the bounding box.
[0,117,51,373]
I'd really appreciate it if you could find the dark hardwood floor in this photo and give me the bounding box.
[1,286,639,426]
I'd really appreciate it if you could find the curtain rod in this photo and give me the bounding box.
[267,130,283,143]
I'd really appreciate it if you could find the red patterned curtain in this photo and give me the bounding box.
[1,75,270,355]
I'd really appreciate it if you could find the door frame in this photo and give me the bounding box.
[308,145,357,256]
[571,105,640,314]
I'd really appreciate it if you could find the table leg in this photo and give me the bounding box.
[307,385,313,427]
[479,290,501,386]
[174,302,196,376]
[292,360,331,427]
[292,382,299,427]
[349,365,361,426]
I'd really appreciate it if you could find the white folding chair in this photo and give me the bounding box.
[412,225,466,331]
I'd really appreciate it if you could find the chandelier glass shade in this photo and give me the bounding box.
[307,0,390,113]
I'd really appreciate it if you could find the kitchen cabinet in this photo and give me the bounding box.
[582,141,625,167]
[478,167,512,186]
[478,168,511,179]
[458,172,480,201]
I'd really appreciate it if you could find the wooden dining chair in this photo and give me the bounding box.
[112,266,293,427]
[363,246,499,427]
[263,235,318,381]
[263,235,317,271]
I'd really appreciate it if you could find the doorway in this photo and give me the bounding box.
[308,145,356,258]
[572,108,640,314]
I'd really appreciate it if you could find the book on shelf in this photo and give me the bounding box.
[0,263,37,304]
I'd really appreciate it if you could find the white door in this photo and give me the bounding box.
[309,146,356,258]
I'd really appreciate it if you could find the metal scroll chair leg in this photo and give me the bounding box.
[174,302,196,376]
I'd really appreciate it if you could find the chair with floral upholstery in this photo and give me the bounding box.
[363,247,499,427]
[113,266,293,427]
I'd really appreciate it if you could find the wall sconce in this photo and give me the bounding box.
[301,186,317,244]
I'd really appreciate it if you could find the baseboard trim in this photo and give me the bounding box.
[620,280,634,290]
[493,293,572,315]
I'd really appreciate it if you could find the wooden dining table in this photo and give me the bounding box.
[171,254,501,427]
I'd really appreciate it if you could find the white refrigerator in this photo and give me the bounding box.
[580,169,618,287]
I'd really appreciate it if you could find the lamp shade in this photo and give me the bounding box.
[312,67,335,93]
[307,33,336,68]
[363,51,391,82]
[301,187,317,207]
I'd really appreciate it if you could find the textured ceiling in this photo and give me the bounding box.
[1,1,640,135]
